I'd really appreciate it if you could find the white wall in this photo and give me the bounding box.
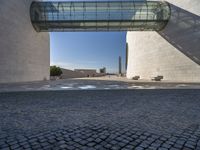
[127,0,200,82]
[0,0,50,83]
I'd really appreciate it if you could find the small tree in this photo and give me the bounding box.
[50,66,62,76]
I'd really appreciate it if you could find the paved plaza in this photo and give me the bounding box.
[1,77,200,92]
[0,89,200,149]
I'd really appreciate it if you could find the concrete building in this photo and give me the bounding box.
[0,0,49,83]
[126,0,200,82]
[0,0,199,83]
[60,68,87,79]
[74,69,97,77]
[61,68,106,79]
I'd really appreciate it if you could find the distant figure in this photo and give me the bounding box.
[119,56,122,76]
[100,67,106,74]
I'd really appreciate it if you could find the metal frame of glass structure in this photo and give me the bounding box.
[30,1,171,32]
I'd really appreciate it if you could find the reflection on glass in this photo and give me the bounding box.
[30,1,171,32]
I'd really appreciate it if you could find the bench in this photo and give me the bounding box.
[151,76,163,81]
[132,76,140,80]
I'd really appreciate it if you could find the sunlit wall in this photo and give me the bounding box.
[126,0,200,82]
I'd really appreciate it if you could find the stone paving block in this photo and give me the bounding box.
[10,144,20,149]
[87,142,96,147]
[22,144,31,149]
[158,147,168,150]
[117,141,126,147]
[196,146,200,150]
[0,144,9,149]
[169,147,179,150]
[139,142,149,148]
[32,144,42,150]
[40,142,50,148]
[0,123,200,150]
[103,143,112,149]
[139,135,147,140]
[135,146,144,150]
[110,145,122,150]
[109,140,118,145]
[185,141,196,149]
[181,147,194,150]
[169,137,177,142]
[165,140,175,145]
[151,142,161,147]
[162,143,172,149]
[173,143,183,149]
[1,147,10,150]
[148,146,158,150]
[124,144,135,149]
[131,134,139,139]
[48,139,57,144]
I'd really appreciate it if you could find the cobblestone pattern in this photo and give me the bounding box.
[1,123,200,150]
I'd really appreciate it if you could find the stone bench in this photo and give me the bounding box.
[151,76,164,81]
[132,76,140,80]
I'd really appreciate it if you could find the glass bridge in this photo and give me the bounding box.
[30,1,171,32]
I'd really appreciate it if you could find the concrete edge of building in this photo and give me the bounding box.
[126,0,200,82]
[0,0,50,83]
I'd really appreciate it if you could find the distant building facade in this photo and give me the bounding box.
[74,69,97,77]
[60,68,87,79]
[60,68,106,79]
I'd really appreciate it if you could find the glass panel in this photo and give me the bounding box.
[30,1,170,32]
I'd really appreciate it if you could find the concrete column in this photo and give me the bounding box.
[126,0,200,82]
[0,0,50,83]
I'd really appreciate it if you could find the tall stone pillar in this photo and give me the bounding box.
[126,0,200,82]
[0,0,50,83]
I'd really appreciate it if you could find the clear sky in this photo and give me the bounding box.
[49,0,127,73]
[50,32,127,73]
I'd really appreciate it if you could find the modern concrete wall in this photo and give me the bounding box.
[126,0,200,82]
[61,68,88,79]
[60,68,106,79]
[0,0,50,83]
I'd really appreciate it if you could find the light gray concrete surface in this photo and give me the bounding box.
[1,77,200,92]
[0,0,50,83]
[126,0,200,82]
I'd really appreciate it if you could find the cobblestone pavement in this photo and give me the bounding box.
[1,123,200,150]
[1,90,200,149]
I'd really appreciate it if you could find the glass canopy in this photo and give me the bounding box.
[30,1,171,32]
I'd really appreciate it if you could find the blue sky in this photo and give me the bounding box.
[50,32,127,73]
[49,0,127,73]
